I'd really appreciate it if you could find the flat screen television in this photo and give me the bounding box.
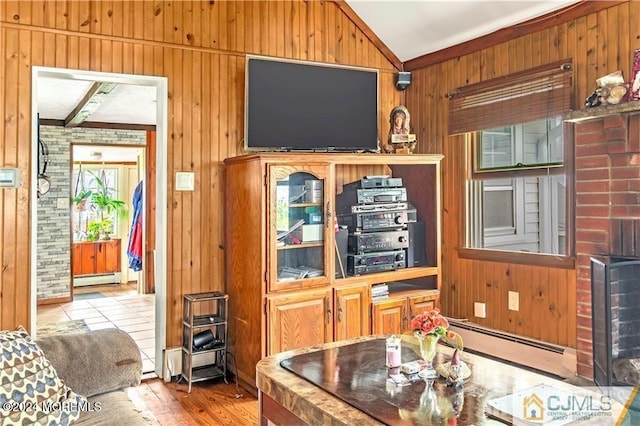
[245,55,379,152]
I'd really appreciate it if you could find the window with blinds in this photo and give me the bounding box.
[450,60,574,265]
[448,60,573,136]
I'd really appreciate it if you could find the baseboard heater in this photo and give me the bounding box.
[448,319,577,379]
[73,272,122,287]
[164,347,182,381]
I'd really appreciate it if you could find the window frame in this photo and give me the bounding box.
[72,165,124,242]
[478,177,527,245]
[459,123,575,269]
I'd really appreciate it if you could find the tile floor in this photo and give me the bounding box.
[37,282,156,374]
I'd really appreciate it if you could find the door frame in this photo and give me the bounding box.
[30,66,169,378]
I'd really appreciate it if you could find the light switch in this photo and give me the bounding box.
[57,198,68,209]
[0,168,20,188]
[175,172,195,191]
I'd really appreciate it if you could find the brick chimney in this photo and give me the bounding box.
[574,113,640,378]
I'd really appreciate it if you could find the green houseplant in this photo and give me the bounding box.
[89,171,126,215]
[86,171,126,240]
[86,219,113,242]
[72,189,93,212]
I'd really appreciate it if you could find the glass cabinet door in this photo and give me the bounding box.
[268,165,331,291]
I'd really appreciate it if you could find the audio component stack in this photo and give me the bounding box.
[336,176,419,276]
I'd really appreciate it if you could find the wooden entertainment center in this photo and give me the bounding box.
[224,153,442,392]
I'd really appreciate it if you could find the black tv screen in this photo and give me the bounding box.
[245,56,379,152]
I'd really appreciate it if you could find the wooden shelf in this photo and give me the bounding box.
[224,153,443,390]
[277,242,323,250]
[335,266,439,285]
[564,100,640,123]
[289,202,322,208]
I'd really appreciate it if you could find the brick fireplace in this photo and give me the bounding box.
[574,113,640,378]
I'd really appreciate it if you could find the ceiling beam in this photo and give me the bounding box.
[64,82,118,127]
[39,118,155,132]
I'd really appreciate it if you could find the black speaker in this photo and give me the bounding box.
[396,72,411,91]
[335,228,348,278]
[193,330,214,349]
[406,221,426,267]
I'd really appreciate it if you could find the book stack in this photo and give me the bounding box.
[371,283,389,302]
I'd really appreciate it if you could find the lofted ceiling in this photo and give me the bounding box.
[36,0,580,129]
[345,0,580,63]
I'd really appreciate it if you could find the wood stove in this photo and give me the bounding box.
[591,256,640,386]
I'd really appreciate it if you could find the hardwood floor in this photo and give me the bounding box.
[126,378,259,425]
[39,284,260,424]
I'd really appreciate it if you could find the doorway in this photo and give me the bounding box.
[30,67,168,378]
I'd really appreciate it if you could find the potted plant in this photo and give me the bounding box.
[86,218,113,241]
[72,189,92,212]
[87,171,126,240]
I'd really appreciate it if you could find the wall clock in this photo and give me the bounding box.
[38,175,51,195]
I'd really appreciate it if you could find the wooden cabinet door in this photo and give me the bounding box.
[95,239,121,274]
[371,297,406,335]
[77,243,97,275]
[95,242,108,274]
[267,288,333,355]
[73,240,121,276]
[334,284,369,341]
[267,164,333,292]
[408,294,437,327]
[102,239,121,273]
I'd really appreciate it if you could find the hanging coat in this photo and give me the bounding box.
[127,181,143,272]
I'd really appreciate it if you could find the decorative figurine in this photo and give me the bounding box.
[436,348,470,387]
[385,105,417,154]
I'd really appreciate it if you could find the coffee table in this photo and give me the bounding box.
[256,335,626,425]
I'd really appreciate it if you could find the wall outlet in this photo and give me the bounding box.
[508,291,520,311]
[474,302,486,318]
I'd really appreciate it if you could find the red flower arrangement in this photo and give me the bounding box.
[411,308,455,340]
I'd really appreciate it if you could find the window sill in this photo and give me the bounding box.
[457,247,575,269]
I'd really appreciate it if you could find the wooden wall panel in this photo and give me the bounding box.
[0,0,400,347]
[406,1,640,348]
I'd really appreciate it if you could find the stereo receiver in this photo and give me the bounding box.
[336,187,408,213]
[343,176,403,190]
[338,210,408,232]
[350,202,408,214]
[347,250,406,276]
[348,230,409,253]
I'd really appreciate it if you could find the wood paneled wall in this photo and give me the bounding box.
[405,1,640,348]
[0,1,402,347]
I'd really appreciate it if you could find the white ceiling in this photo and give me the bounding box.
[36,1,579,126]
[37,76,157,126]
[346,0,580,62]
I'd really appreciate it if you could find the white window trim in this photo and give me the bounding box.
[474,178,527,247]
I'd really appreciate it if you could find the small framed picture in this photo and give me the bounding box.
[630,48,640,101]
